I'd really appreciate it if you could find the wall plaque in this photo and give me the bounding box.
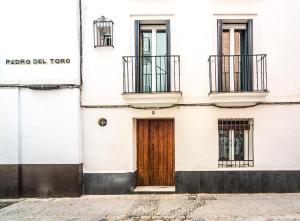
[5,58,71,65]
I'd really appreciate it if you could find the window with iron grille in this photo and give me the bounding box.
[218,119,254,167]
[93,16,114,47]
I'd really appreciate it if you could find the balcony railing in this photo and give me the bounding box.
[123,55,180,93]
[208,54,268,93]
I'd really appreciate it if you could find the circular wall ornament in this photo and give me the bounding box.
[98,118,107,127]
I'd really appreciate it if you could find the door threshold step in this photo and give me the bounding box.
[134,186,175,193]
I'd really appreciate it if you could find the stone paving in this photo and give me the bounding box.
[0,194,300,221]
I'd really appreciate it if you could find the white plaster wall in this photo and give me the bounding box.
[257,0,300,98]
[20,88,82,164]
[0,88,19,164]
[83,105,300,172]
[82,108,134,173]
[81,0,300,105]
[0,1,82,165]
[0,0,80,85]
[81,0,300,173]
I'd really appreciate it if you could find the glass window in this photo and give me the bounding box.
[218,119,254,167]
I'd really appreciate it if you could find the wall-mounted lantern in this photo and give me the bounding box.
[93,16,114,48]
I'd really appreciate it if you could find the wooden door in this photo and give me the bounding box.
[137,119,174,186]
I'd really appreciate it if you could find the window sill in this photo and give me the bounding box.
[209,91,269,107]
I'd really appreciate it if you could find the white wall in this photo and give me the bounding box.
[81,0,300,172]
[1,0,298,171]
[0,88,82,165]
[81,0,300,105]
[83,108,134,172]
[83,105,300,172]
[0,89,19,164]
[0,0,80,85]
[0,0,82,165]
[20,88,82,164]
[257,0,300,98]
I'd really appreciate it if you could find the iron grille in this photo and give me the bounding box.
[218,119,254,168]
[93,16,114,47]
[122,55,180,93]
[208,54,267,93]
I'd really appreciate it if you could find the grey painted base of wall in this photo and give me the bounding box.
[21,164,83,197]
[2,169,300,197]
[0,164,83,198]
[176,171,300,193]
[0,165,19,198]
[84,172,136,194]
[83,170,300,194]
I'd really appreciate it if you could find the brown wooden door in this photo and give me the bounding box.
[137,119,174,186]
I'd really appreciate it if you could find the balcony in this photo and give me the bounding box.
[122,55,181,107]
[208,54,269,107]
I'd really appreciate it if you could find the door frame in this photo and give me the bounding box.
[217,19,253,92]
[134,20,171,92]
[135,118,175,186]
[222,24,247,92]
[140,25,166,92]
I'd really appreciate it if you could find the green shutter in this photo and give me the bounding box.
[134,20,141,92]
[217,19,223,91]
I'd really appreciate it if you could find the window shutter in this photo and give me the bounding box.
[134,20,141,92]
[246,19,253,90]
[166,20,171,56]
[246,20,253,55]
[240,30,247,91]
[166,20,171,91]
[217,19,223,91]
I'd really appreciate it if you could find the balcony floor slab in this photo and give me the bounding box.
[122,92,182,108]
[209,91,269,107]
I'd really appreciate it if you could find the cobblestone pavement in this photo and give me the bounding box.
[0,194,300,221]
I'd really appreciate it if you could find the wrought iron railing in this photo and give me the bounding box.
[122,55,180,93]
[208,54,268,93]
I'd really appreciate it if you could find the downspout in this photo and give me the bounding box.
[79,0,83,89]
[78,0,84,195]
[17,88,22,197]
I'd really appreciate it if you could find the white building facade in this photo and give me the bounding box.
[0,0,82,197]
[0,0,300,197]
